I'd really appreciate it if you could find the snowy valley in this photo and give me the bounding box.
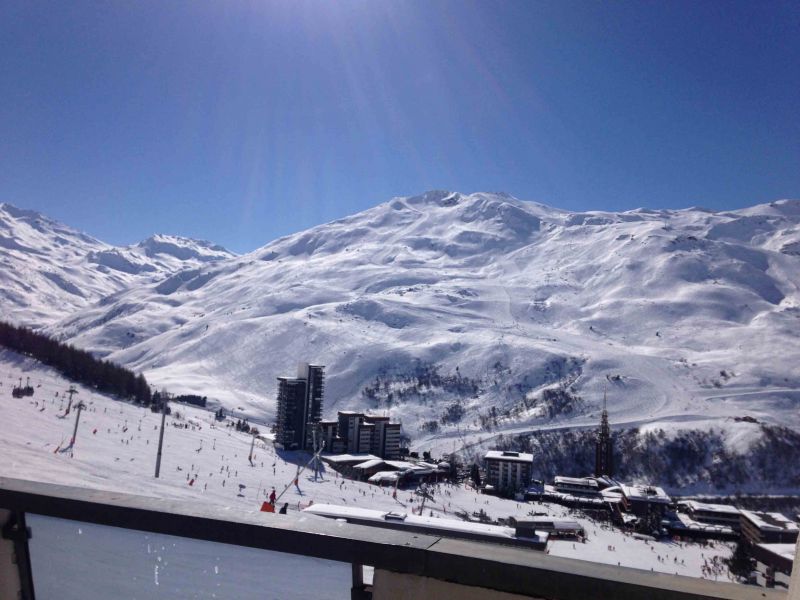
[2,192,800,493]
[0,349,739,592]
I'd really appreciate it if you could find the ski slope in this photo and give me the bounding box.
[1,348,737,593]
[3,192,800,491]
[0,203,235,327]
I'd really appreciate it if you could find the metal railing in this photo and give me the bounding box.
[0,477,789,600]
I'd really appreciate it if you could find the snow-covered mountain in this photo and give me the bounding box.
[0,203,235,326]
[4,192,800,490]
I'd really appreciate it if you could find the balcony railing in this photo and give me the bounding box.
[0,476,792,600]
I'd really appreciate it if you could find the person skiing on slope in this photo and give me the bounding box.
[269,488,277,504]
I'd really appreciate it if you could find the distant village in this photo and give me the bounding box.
[4,347,798,590]
[271,362,799,589]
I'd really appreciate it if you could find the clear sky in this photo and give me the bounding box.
[2,1,798,253]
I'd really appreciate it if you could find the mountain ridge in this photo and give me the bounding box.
[2,193,800,491]
[0,202,236,326]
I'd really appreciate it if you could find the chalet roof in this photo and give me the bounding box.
[485,450,533,464]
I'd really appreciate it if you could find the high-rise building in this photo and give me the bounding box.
[337,411,364,453]
[594,389,613,477]
[484,450,533,493]
[275,377,307,450]
[303,364,325,449]
[274,363,325,451]
[333,411,401,459]
[364,415,401,460]
[357,422,374,454]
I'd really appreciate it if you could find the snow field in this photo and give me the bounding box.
[0,350,735,585]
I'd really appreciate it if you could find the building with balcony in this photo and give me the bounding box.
[617,483,672,517]
[741,510,800,545]
[330,411,401,460]
[678,500,741,530]
[484,450,533,494]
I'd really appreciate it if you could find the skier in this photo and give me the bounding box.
[269,488,277,504]
[279,503,288,514]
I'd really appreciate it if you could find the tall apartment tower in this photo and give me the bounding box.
[275,363,325,451]
[303,364,325,450]
[594,389,613,477]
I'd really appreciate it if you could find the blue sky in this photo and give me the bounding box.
[2,1,798,253]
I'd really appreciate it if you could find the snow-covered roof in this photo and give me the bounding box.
[416,461,439,469]
[484,450,533,463]
[542,486,613,506]
[674,513,736,535]
[368,471,401,483]
[741,510,799,532]
[600,485,623,500]
[620,484,671,504]
[303,503,548,543]
[516,518,584,533]
[321,453,380,464]
[385,460,419,470]
[756,544,796,563]
[554,476,599,488]
[352,459,387,470]
[679,500,740,516]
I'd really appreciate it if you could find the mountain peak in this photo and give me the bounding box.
[136,234,235,262]
[0,202,65,230]
[405,190,463,208]
[0,202,47,221]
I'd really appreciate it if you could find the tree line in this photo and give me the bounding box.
[0,321,152,404]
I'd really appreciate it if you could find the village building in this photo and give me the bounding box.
[320,453,381,478]
[332,411,401,459]
[304,504,549,551]
[616,484,672,517]
[740,510,800,545]
[552,476,601,497]
[515,518,585,540]
[677,500,741,530]
[364,414,402,460]
[317,420,345,453]
[667,501,741,541]
[751,543,795,589]
[484,450,533,494]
